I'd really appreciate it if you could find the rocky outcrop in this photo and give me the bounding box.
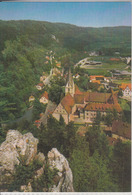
[0,130,74,192]
[48,148,74,192]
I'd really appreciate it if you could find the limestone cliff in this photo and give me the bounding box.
[0,130,74,192]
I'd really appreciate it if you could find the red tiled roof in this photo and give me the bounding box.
[110,58,120,61]
[41,91,48,100]
[84,92,111,103]
[75,84,83,95]
[84,102,122,112]
[107,137,119,146]
[61,93,75,114]
[112,120,131,139]
[90,75,104,79]
[119,83,131,90]
[74,94,84,104]
[92,80,101,84]
[37,83,44,87]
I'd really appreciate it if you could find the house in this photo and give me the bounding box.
[55,60,61,68]
[90,75,111,84]
[29,95,35,102]
[45,56,50,60]
[111,120,131,141]
[110,58,120,61]
[40,75,48,82]
[103,82,118,90]
[73,73,80,79]
[107,137,119,146]
[89,51,99,56]
[126,57,131,65]
[34,120,41,128]
[52,70,122,124]
[36,83,44,90]
[119,83,131,97]
[39,91,49,104]
[50,68,61,76]
[90,75,104,81]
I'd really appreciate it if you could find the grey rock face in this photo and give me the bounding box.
[0,130,38,187]
[48,148,74,192]
[0,130,74,192]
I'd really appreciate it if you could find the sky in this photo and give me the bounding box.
[0,2,131,27]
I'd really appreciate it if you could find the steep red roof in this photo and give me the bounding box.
[119,83,131,90]
[75,84,83,95]
[41,91,48,100]
[61,93,75,114]
[37,83,44,87]
[112,120,131,139]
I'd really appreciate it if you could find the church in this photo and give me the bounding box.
[52,69,122,124]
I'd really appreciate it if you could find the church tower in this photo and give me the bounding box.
[65,68,75,96]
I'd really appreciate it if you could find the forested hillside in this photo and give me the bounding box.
[0,20,131,55]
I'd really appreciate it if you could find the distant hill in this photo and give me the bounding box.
[0,20,131,54]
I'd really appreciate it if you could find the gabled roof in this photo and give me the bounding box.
[119,83,131,90]
[75,84,83,95]
[37,83,44,87]
[61,93,75,114]
[112,120,131,139]
[74,94,84,104]
[84,102,122,112]
[92,80,101,84]
[90,75,104,80]
[41,91,48,100]
[84,92,111,103]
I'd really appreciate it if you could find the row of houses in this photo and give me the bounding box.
[104,120,131,144]
[89,74,131,98]
[77,120,131,144]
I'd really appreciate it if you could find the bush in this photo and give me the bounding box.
[32,164,58,192]
[8,159,42,192]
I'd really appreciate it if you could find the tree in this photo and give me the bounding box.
[70,136,90,192]
[32,99,46,121]
[110,140,131,192]
[86,125,110,158]
[112,108,118,120]
[48,84,63,105]
[85,125,100,156]
[105,111,113,126]
[118,89,123,97]
[94,111,101,125]
[70,140,117,192]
